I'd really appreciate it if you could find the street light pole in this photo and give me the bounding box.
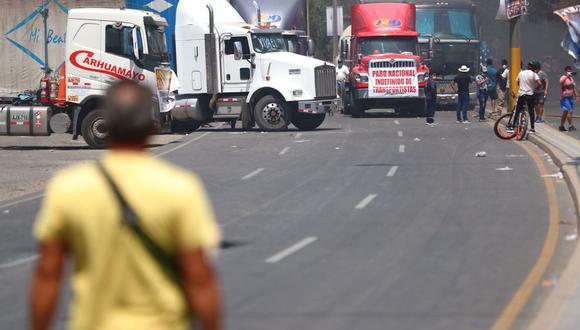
[332,0,338,63]
[508,16,520,112]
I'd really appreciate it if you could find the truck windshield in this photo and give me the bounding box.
[145,23,169,59]
[252,33,287,53]
[359,37,417,56]
[416,8,477,39]
[431,43,480,79]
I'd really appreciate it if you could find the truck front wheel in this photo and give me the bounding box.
[253,95,291,131]
[292,113,325,130]
[81,109,107,149]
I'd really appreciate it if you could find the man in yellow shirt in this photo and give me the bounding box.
[30,80,222,330]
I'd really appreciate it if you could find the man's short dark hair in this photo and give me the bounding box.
[486,58,493,65]
[501,59,508,66]
[105,80,154,144]
[565,65,573,72]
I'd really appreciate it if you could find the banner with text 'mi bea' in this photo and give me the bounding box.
[368,64,418,98]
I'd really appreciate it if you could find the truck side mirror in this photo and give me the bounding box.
[357,53,363,62]
[233,41,243,61]
[288,41,296,54]
[131,27,144,65]
[308,39,315,57]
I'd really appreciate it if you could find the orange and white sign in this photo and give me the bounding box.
[369,66,418,97]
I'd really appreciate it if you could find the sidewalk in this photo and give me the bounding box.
[542,100,580,140]
[528,123,580,330]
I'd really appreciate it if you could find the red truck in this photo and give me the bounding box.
[340,1,429,116]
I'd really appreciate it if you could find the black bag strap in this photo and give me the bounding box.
[95,161,181,286]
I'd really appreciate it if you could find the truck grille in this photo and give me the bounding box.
[369,59,416,68]
[315,65,336,99]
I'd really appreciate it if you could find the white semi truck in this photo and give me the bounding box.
[0,8,184,148]
[174,0,339,131]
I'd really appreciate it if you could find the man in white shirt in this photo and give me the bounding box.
[514,61,541,132]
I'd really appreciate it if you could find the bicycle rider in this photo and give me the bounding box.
[511,61,541,133]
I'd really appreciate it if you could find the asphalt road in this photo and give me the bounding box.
[0,112,576,330]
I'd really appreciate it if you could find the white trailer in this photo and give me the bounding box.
[174,0,339,131]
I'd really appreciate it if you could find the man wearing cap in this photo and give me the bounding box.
[451,65,473,123]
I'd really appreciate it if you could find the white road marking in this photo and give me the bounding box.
[294,140,311,143]
[155,130,214,158]
[399,145,405,153]
[295,132,303,139]
[398,130,403,137]
[265,237,317,263]
[496,166,513,171]
[0,193,44,210]
[386,166,399,177]
[0,255,38,269]
[395,120,400,125]
[279,147,290,155]
[355,194,377,209]
[242,168,264,180]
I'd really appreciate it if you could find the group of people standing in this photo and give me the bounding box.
[424,58,579,134]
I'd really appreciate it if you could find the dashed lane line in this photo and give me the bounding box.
[279,147,290,155]
[0,193,44,210]
[355,194,377,210]
[395,120,400,125]
[387,166,399,177]
[399,145,406,153]
[265,237,318,263]
[242,168,264,180]
[398,130,404,137]
[0,255,38,270]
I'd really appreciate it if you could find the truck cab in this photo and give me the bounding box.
[282,29,315,57]
[0,8,175,149]
[341,2,429,117]
[175,0,338,131]
[414,0,480,108]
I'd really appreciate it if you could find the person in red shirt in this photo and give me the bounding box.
[559,66,580,131]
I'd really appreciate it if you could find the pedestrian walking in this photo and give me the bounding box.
[475,66,489,121]
[534,61,549,123]
[559,65,580,131]
[424,71,437,125]
[513,61,541,133]
[451,65,473,123]
[485,58,499,114]
[498,59,508,109]
[30,80,222,330]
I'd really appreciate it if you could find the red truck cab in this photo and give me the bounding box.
[341,2,429,116]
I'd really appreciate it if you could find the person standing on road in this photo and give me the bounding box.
[30,80,222,330]
[559,66,580,131]
[502,64,510,112]
[475,66,489,121]
[498,59,508,110]
[424,71,437,126]
[451,65,473,123]
[534,62,549,123]
[485,58,499,115]
[514,61,541,133]
[336,59,349,112]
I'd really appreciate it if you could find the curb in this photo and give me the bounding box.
[527,132,580,330]
[528,134,580,230]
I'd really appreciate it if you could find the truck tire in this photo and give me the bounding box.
[171,119,202,133]
[81,109,107,149]
[415,99,427,117]
[253,95,291,131]
[349,89,364,117]
[292,113,325,130]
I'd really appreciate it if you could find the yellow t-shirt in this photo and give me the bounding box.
[34,151,221,330]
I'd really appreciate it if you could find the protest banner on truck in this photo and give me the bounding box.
[368,63,418,98]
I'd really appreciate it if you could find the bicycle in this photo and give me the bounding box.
[493,103,529,140]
